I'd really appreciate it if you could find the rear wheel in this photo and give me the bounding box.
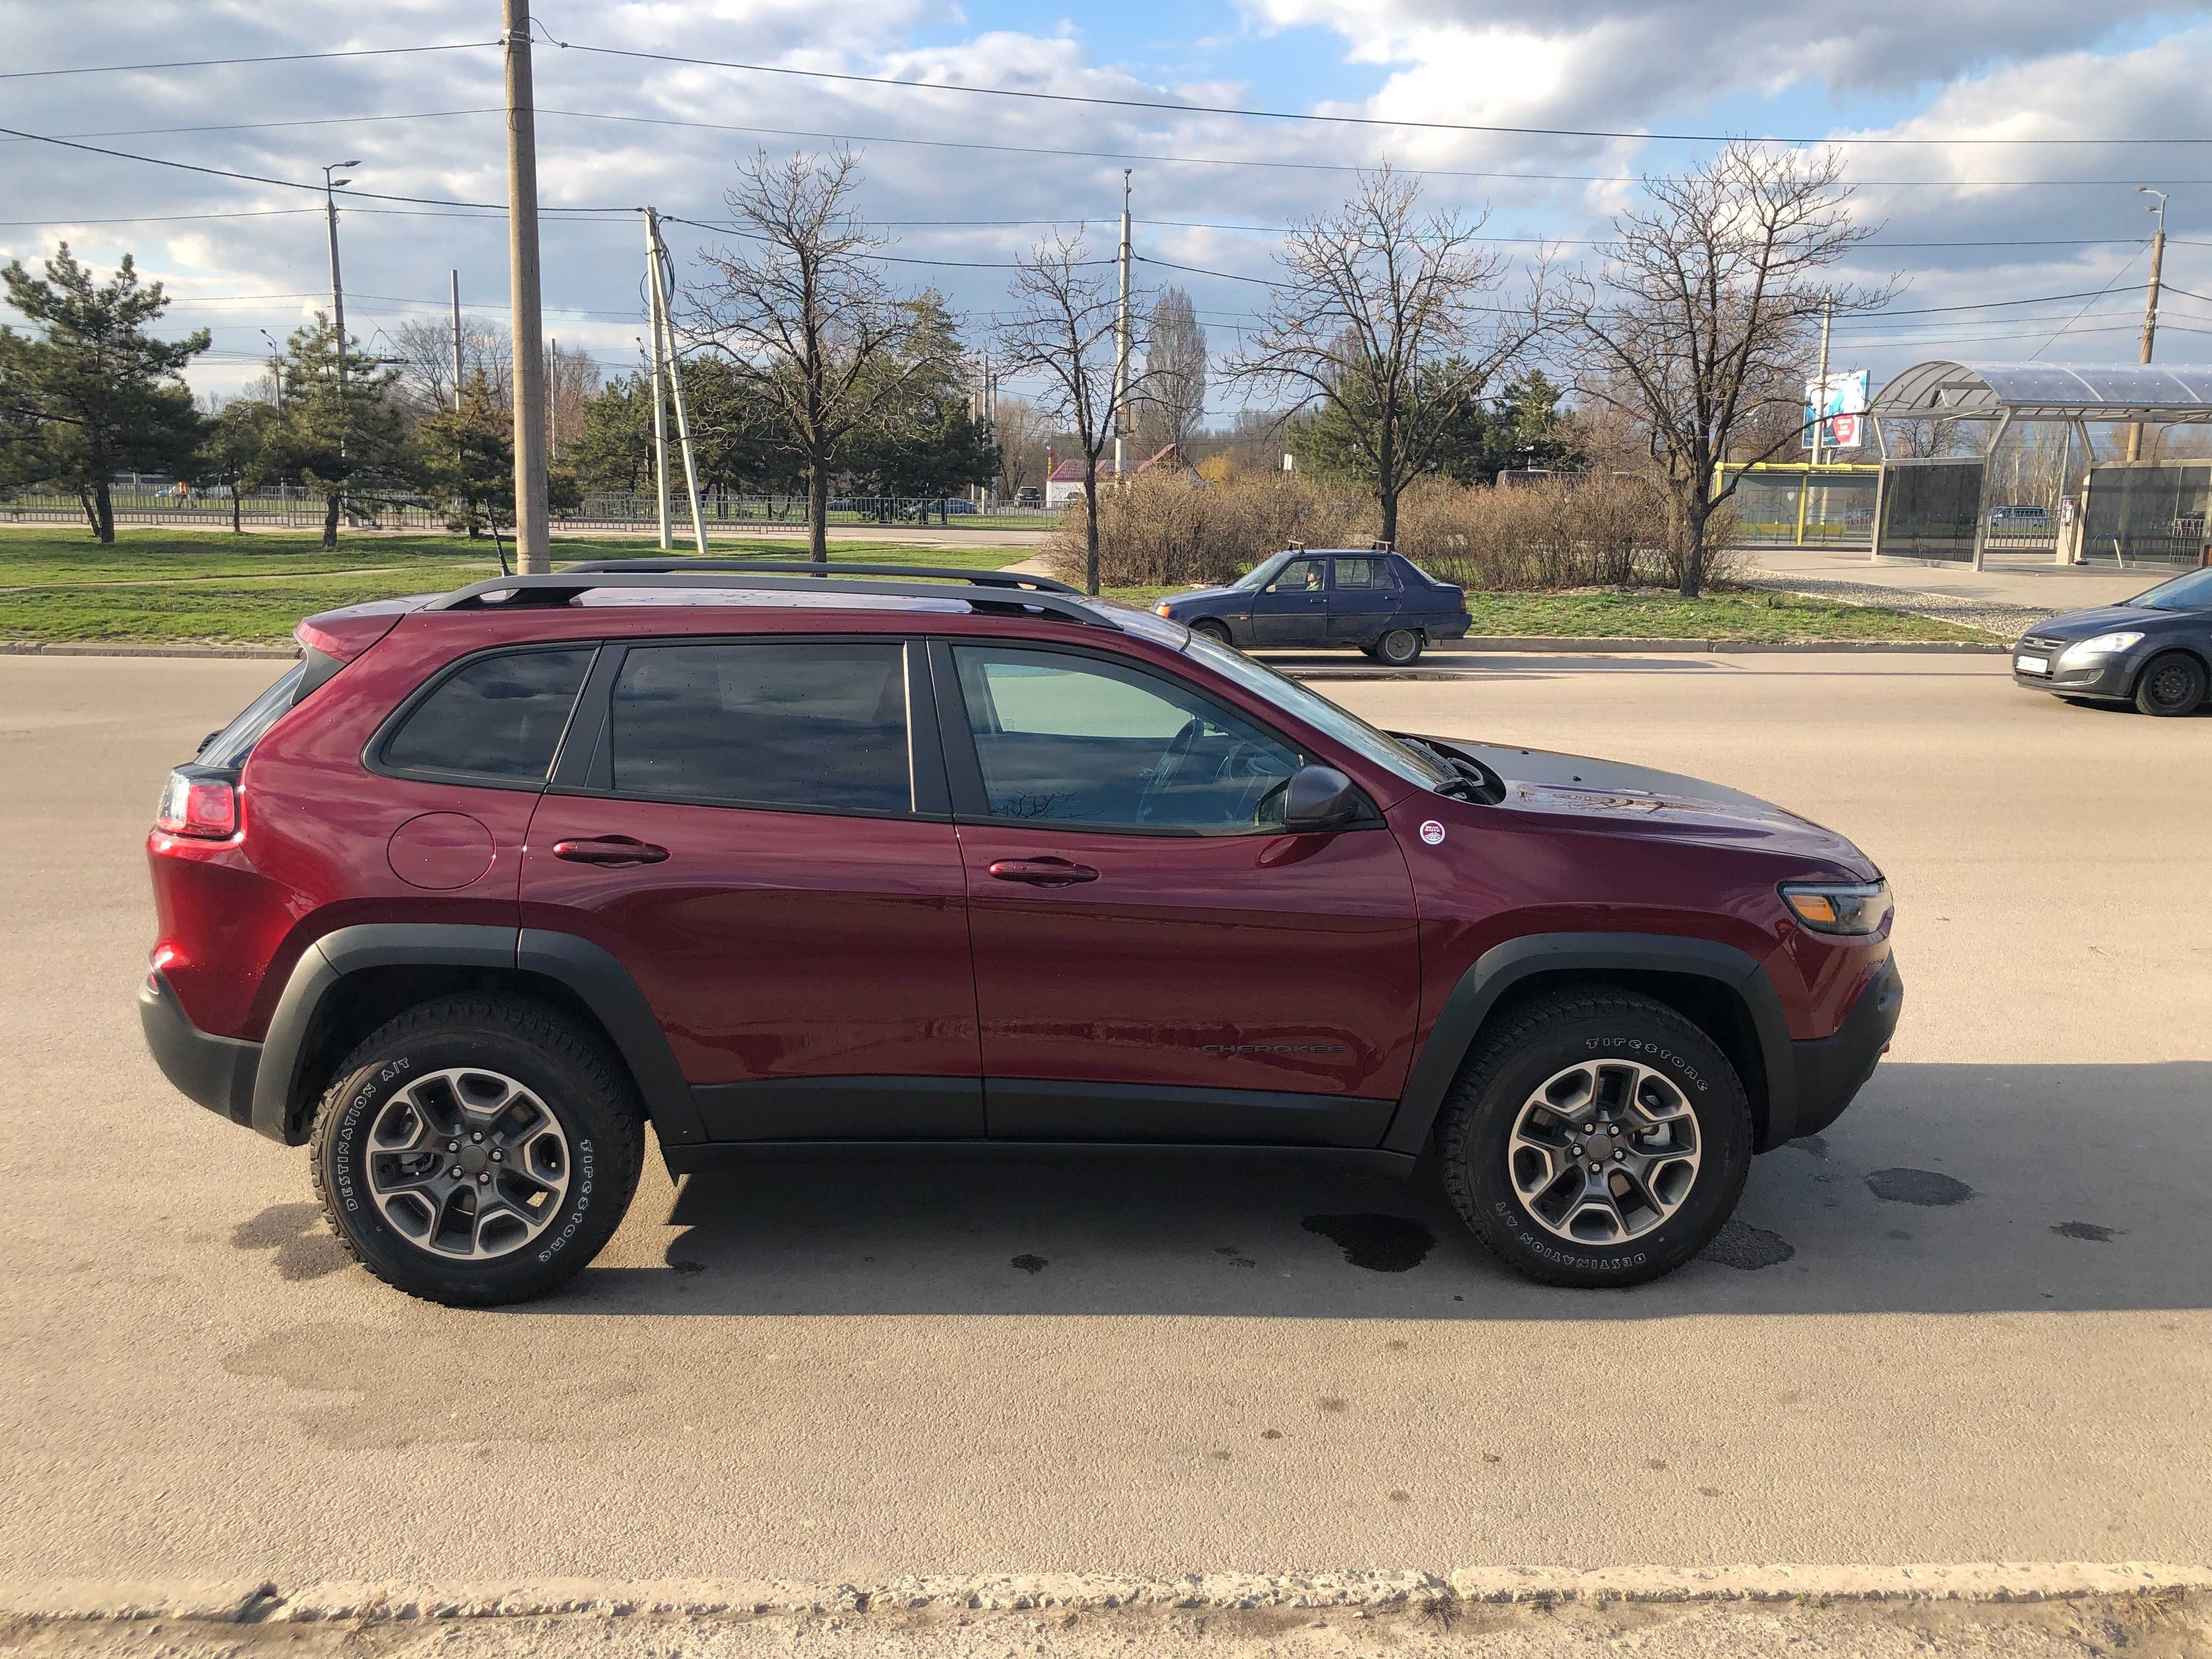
[309,994,644,1307]
[2133,650,2207,716]
[1375,628,1424,667]
[1438,989,1752,1287]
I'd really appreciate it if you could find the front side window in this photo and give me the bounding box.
[382,647,592,783]
[952,646,1299,833]
[607,640,911,814]
[1271,556,1329,594]
[1180,630,1453,791]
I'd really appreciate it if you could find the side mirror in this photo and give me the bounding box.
[1281,764,1363,833]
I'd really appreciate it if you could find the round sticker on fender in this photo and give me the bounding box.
[1419,820,1446,845]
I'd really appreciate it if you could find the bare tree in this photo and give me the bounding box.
[991,392,1049,501]
[1221,166,1548,543]
[545,341,601,466]
[997,231,1144,594]
[1886,416,1962,459]
[1136,286,1207,456]
[685,148,955,561]
[390,314,510,421]
[1559,143,1898,596]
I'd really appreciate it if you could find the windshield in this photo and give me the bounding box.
[1230,552,1293,592]
[2126,566,2212,612]
[1181,630,1453,790]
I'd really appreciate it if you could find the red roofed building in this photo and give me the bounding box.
[1043,444,1193,507]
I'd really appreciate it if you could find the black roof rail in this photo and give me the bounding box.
[421,569,1118,629]
[561,556,1081,595]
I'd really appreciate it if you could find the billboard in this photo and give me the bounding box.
[1804,369,1869,450]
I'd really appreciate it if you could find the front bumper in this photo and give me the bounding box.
[1783,956,1903,1142]
[139,970,261,1128]
[2010,646,2141,700]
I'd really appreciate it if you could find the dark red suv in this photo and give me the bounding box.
[140,561,1901,1306]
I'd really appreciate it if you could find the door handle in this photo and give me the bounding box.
[552,836,669,867]
[988,857,1100,887]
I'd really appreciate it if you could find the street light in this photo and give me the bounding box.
[321,162,358,395]
[257,328,284,410]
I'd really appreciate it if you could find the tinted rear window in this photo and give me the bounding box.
[606,641,911,814]
[382,647,593,783]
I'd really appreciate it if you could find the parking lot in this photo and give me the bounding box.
[1,648,2207,1587]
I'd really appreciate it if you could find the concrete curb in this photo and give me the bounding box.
[4,1565,2204,1624]
[0,641,298,659]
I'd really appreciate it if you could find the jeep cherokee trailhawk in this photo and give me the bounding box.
[140,560,1901,1305]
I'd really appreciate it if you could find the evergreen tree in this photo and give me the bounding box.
[411,371,514,537]
[0,245,209,542]
[264,313,407,548]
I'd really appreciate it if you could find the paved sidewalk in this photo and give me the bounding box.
[1743,544,2160,638]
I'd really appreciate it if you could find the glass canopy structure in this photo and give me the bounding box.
[1863,360,2212,569]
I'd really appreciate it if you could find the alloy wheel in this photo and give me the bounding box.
[364,1068,571,1260]
[1506,1059,1702,1244]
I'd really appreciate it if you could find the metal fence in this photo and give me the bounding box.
[0,489,1062,534]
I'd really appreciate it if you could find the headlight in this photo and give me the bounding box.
[1781,879,1892,936]
[2057,631,2143,668]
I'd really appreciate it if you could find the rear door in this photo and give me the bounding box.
[1246,555,1333,646]
[1325,554,1401,646]
[934,639,1421,1145]
[520,635,983,1140]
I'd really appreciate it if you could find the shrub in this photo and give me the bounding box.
[1393,473,1744,591]
[1043,471,1374,589]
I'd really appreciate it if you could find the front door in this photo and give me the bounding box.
[1246,554,1333,647]
[933,640,1421,1146]
[521,636,983,1140]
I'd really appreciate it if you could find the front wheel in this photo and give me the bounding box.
[1191,619,1233,646]
[309,994,645,1307]
[1374,627,1424,666]
[2134,650,2207,716]
[1437,988,1753,1287]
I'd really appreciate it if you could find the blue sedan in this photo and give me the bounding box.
[1152,548,1472,665]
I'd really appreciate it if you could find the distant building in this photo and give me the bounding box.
[1043,444,1194,507]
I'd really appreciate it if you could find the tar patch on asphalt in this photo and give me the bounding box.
[1863,1167,1975,1206]
[1300,1214,1435,1272]
[1010,1253,1048,1274]
[2051,1221,2125,1242]
[1697,1218,1796,1269]
[230,1203,348,1282]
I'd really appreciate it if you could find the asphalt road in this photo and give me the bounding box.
[1,650,2207,1587]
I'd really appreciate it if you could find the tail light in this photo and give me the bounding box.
[156,769,239,839]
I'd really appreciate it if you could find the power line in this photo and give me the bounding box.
[0,124,637,213]
[0,42,497,80]
[0,110,503,145]
[545,39,2212,148]
[658,213,1111,270]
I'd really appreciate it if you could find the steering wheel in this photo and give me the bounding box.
[1137,716,1206,822]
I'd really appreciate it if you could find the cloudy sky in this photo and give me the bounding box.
[5,0,2211,419]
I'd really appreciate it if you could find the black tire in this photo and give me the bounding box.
[308,994,645,1307]
[1191,619,1233,646]
[1375,627,1424,667]
[1437,988,1753,1288]
[2132,650,2207,716]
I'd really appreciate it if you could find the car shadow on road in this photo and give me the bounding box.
[539,1061,2209,1321]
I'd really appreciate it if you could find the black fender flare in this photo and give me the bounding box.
[1377,932,1796,1156]
[250,923,704,1148]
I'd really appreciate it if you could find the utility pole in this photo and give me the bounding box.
[642,245,672,550]
[1796,299,1832,546]
[321,162,357,401]
[548,337,558,459]
[645,208,709,554]
[1113,168,1132,489]
[502,0,551,572]
[2127,188,2168,464]
[448,270,464,412]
